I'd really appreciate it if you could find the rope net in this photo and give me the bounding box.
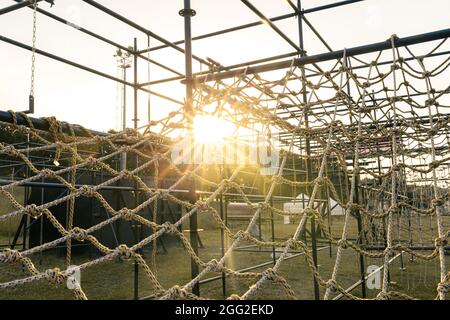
[0,35,450,300]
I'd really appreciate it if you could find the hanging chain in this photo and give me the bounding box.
[30,0,38,98]
[147,35,151,123]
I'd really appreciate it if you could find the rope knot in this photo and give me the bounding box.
[337,239,349,249]
[255,202,269,210]
[121,170,133,179]
[25,204,43,219]
[432,198,444,207]
[0,249,22,264]
[166,285,189,299]
[359,106,371,114]
[330,120,340,127]
[40,168,55,178]
[287,238,302,250]
[222,178,232,187]
[389,96,400,104]
[79,185,95,197]
[120,208,134,221]
[196,200,209,211]
[84,156,97,167]
[162,222,178,235]
[425,98,436,107]
[208,259,223,272]
[437,282,449,294]
[72,227,88,242]
[271,175,283,184]
[45,268,66,285]
[388,205,399,214]
[376,292,391,300]
[428,127,438,136]
[390,64,400,71]
[234,230,246,241]
[159,191,169,200]
[389,34,399,41]
[304,208,317,218]
[347,203,360,213]
[326,279,338,293]
[227,294,242,300]
[334,91,345,100]
[262,268,278,282]
[314,177,326,185]
[117,244,134,260]
[384,247,394,259]
[434,237,448,248]
[0,145,16,155]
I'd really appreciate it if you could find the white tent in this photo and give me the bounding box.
[283,194,344,224]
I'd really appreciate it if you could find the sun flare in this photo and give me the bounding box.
[193,115,236,144]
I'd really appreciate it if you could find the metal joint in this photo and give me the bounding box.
[179,8,196,17]
[45,0,55,7]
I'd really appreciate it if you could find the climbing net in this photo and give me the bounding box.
[0,34,450,300]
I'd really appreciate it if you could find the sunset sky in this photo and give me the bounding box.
[1,0,450,131]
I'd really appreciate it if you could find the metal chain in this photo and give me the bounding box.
[30,0,38,97]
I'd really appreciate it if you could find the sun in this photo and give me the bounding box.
[193,115,236,144]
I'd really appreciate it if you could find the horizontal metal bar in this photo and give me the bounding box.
[142,13,298,54]
[139,51,299,87]
[0,34,183,106]
[197,246,330,286]
[0,178,190,194]
[241,0,302,53]
[0,0,44,16]
[302,15,333,52]
[139,0,364,54]
[192,27,450,83]
[12,1,183,77]
[303,0,365,14]
[333,251,403,300]
[0,111,106,137]
[285,0,298,13]
[81,0,212,67]
[365,245,450,251]
[0,175,311,202]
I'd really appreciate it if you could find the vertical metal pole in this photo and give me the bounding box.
[133,37,140,300]
[39,175,44,265]
[270,197,276,265]
[325,164,332,258]
[133,38,139,130]
[147,36,152,124]
[373,99,390,283]
[181,0,200,297]
[219,192,226,298]
[120,64,127,171]
[22,134,30,252]
[345,57,367,298]
[354,175,367,298]
[297,0,320,300]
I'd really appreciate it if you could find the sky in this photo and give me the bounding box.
[1,0,450,132]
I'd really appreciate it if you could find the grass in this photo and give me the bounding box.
[0,187,23,240]
[0,204,448,300]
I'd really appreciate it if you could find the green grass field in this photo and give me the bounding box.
[0,193,448,300]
